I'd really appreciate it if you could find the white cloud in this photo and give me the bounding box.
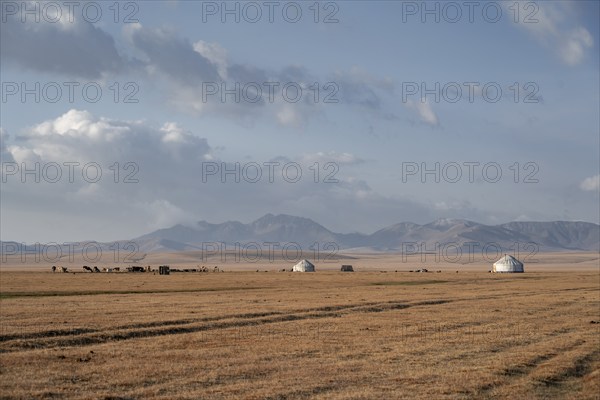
[276,105,305,128]
[140,199,188,230]
[129,26,220,84]
[2,110,214,240]
[126,26,326,128]
[0,11,126,78]
[193,40,229,80]
[160,122,187,143]
[580,175,600,191]
[506,1,594,66]
[406,99,439,126]
[298,151,364,166]
[559,27,594,66]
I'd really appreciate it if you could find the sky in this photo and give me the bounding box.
[1,0,599,243]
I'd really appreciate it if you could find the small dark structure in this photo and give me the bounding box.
[341,265,354,272]
[159,265,170,275]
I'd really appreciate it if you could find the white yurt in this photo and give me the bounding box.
[292,259,315,272]
[492,254,524,273]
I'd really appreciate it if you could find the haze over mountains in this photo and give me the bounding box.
[3,214,598,256]
[133,214,599,253]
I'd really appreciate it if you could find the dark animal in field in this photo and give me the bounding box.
[93,266,101,273]
[83,266,93,272]
[51,266,56,272]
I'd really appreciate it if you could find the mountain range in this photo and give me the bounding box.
[133,214,599,253]
[2,214,598,256]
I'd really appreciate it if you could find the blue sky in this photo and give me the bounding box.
[1,0,599,242]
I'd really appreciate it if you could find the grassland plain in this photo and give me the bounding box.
[0,252,598,399]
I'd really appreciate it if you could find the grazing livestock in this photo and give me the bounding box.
[83,266,93,272]
[93,266,101,273]
[51,266,56,273]
[60,267,68,273]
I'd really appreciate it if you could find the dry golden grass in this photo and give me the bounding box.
[0,252,598,399]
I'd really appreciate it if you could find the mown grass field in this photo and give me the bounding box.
[0,253,599,399]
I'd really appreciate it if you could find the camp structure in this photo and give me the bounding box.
[159,265,170,275]
[292,259,315,272]
[340,265,354,272]
[492,254,524,273]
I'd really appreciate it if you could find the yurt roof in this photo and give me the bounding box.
[493,254,523,267]
[294,259,315,268]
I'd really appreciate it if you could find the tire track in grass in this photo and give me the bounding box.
[474,338,588,397]
[0,299,452,352]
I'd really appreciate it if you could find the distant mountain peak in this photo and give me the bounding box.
[252,213,324,227]
[254,213,310,222]
[425,218,478,230]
